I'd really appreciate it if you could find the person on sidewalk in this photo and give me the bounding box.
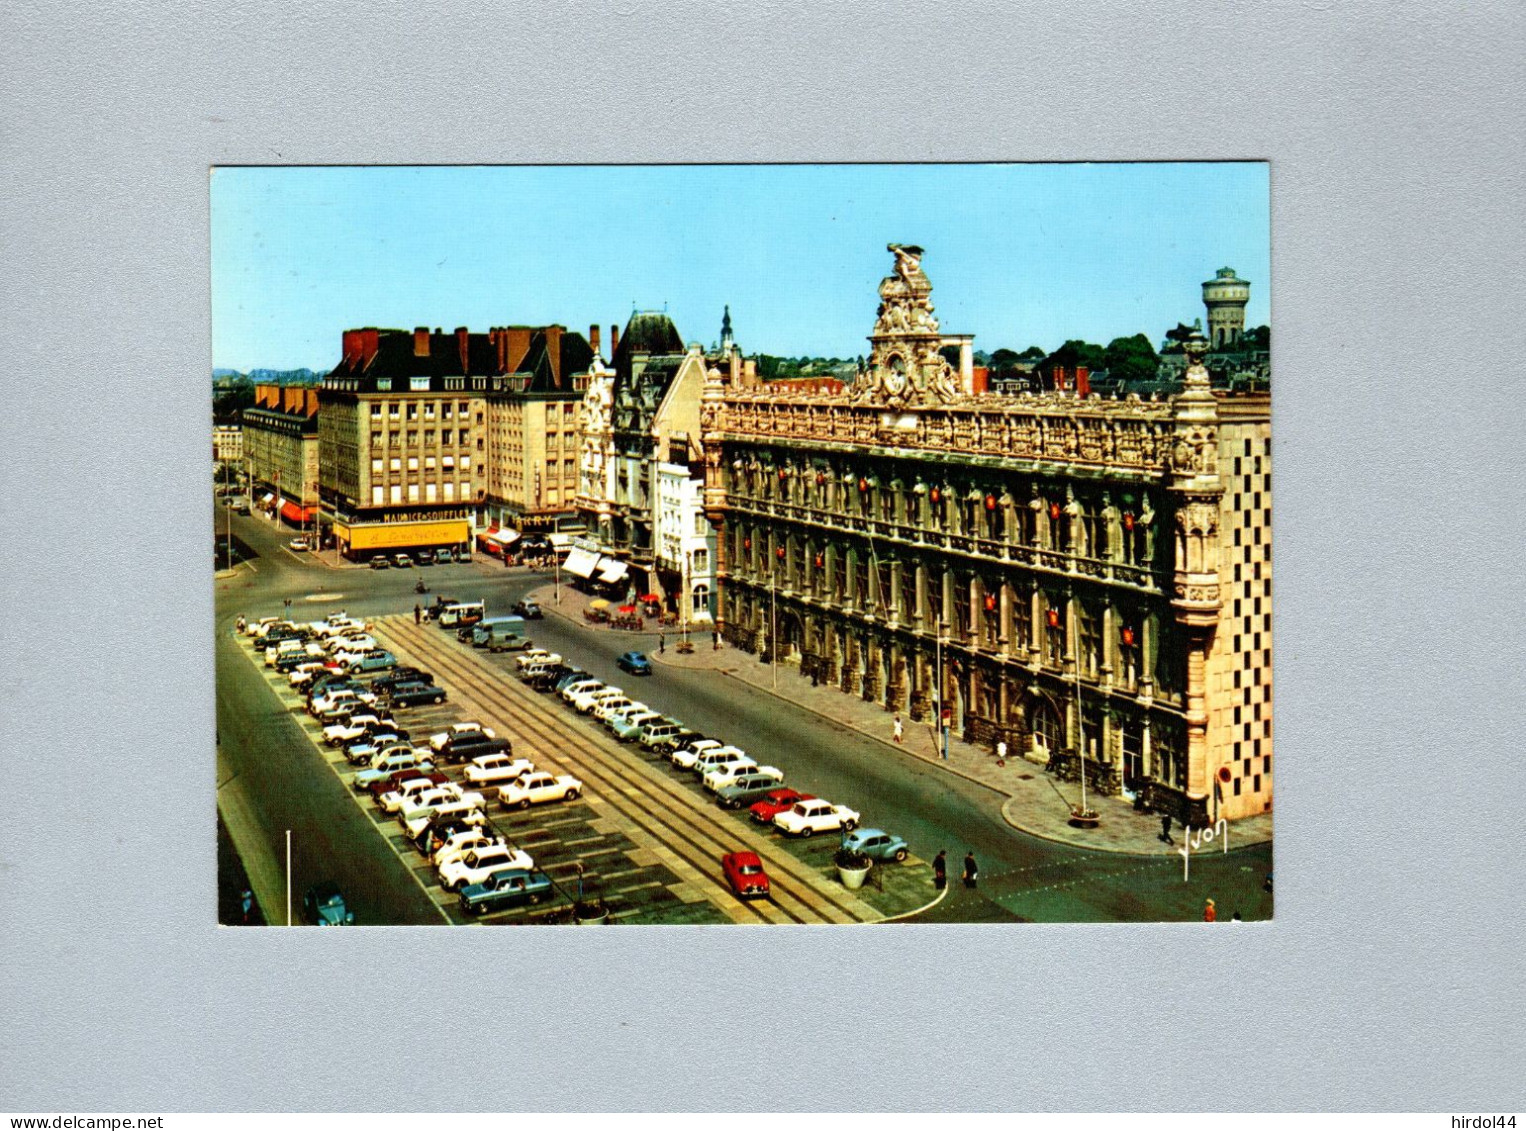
[933,850,947,890]
[963,851,979,889]
[1159,813,1175,845]
[414,604,422,625]
[1203,898,1217,923]
[995,739,1007,765]
[659,633,665,654]
[892,715,904,744]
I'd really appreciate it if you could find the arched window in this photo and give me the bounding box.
[692,583,710,614]
[1030,699,1063,759]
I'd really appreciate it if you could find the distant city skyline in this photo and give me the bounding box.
[211,163,1269,373]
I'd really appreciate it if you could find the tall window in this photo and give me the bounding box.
[692,548,707,574]
[692,584,709,613]
[1077,599,1100,679]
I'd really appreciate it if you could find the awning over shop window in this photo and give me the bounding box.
[259,493,275,504]
[597,559,630,584]
[563,547,600,579]
[280,500,315,524]
[484,528,521,546]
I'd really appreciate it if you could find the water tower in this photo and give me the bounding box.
[1202,267,1251,349]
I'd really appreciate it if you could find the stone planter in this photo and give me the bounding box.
[837,863,871,890]
[573,901,609,924]
[1068,807,1101,829]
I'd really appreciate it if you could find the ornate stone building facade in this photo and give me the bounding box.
[700,246,1271,825]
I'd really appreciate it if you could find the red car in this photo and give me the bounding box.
[721,851,771,899]
[748,789,817,826]
[367,769,448,804]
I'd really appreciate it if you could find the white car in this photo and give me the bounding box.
[431,828,505,869]
[703,762,783,793]
[394,785,461,822]
[378,775,449,815]
[438,844,536,891]
[310,689,373,717]
[671,739,724,769]
[326,633,377,654]
[330,641,379,664]
[570,686,624,714]
[322,713,389,745]
[316,618,366,638]
[429,723,496,752]
[692,745,752,774]
[513,649,559,672]
[288,661,335,686]
[559,679,604,704]
[288,536,311,552]
[264,638,308,666]
[402,798,487,840]
[774,798,861,838]
[462,753,535,787]
[590,695,635,723]
[498,771,583,810]
[243,616,284,637]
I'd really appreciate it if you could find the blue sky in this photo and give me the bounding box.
[211,163,1269,372]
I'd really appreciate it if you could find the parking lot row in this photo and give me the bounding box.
[237,632,730,925]
[376,616,921,924]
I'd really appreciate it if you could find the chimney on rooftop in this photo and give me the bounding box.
[456,327,469,375]
[589,324,601,361]
[545,325,564,387]
[610,324,619,357]
[414,327,430,357]
[506,327,532,374]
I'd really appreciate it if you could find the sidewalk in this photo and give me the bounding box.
[529,583,1273,857]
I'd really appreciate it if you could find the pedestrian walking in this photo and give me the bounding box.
[240,889,253,926]
[414,603,422,625]
[995,738,1007,765]
[932,850,947,890]
[1203,898,1217,923]
[893,716,904,744]
[1159,813,1175,845]
[659,633,665,655]
[963,851,979,889]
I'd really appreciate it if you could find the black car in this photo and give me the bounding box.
[651,729,706,756]
[368,668,434,692]
[511,599,544,620]
[434,733,513,765]
[273,651,322,674]
[411,814,476,854]
[384,682,447,709]
[553,669,593,694]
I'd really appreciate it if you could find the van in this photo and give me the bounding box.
[472,616,528,650]
[437,601,485,629]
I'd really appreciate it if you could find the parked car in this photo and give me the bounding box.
[525,665,573,692]
[289,661,341,687]
[598,700,649,730]
[346,649,398,674]
[401,798,486,842]
[392,553,413,568]
[412,550,434,566]
[430,828,504,869]
[369,556,391,570]
[611,710,664,743]
[748,789,817,825]
[429,722,495,751]
[637,721,687,751]
[458,869,555,916]
[462,753,535,787]
[322,713,390,745]
[302,882,355,925]
[367,668,433,691]
[433,733,512,765]
[498,771,583,810]
[352,749,435,791]
[560,680,606,707]
[721,852,771,900]
[511,599,543,619]
[342,733,410,765]
[412,813,480,855]
[367,769,448,805]
[648,728,704,756]
[288,537,311,552]
[616,651,652,676]
[314,695,379,723]
[384,682,448,709]
[773,798,860,837]
[439,844,536,892]
[572,687,626,715]
[841,827,910,863]
[378,775,457,815]
[554,671,594,694]
[590,695,635,724]
[394,785,465,826]
[671,738,724,769]
[710,766,786,802]
[274,648,327,674]
[513,648,558,671]
[691,746,755,779]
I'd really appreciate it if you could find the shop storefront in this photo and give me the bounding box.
[333,517,470,559]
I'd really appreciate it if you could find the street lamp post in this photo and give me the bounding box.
[934,619,949,759]
[770,567,778,691]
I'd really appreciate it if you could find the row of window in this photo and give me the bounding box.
[369,481,467,505]
[370,455,471,474]
[368,430,473,447]
[369,401,474,420]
